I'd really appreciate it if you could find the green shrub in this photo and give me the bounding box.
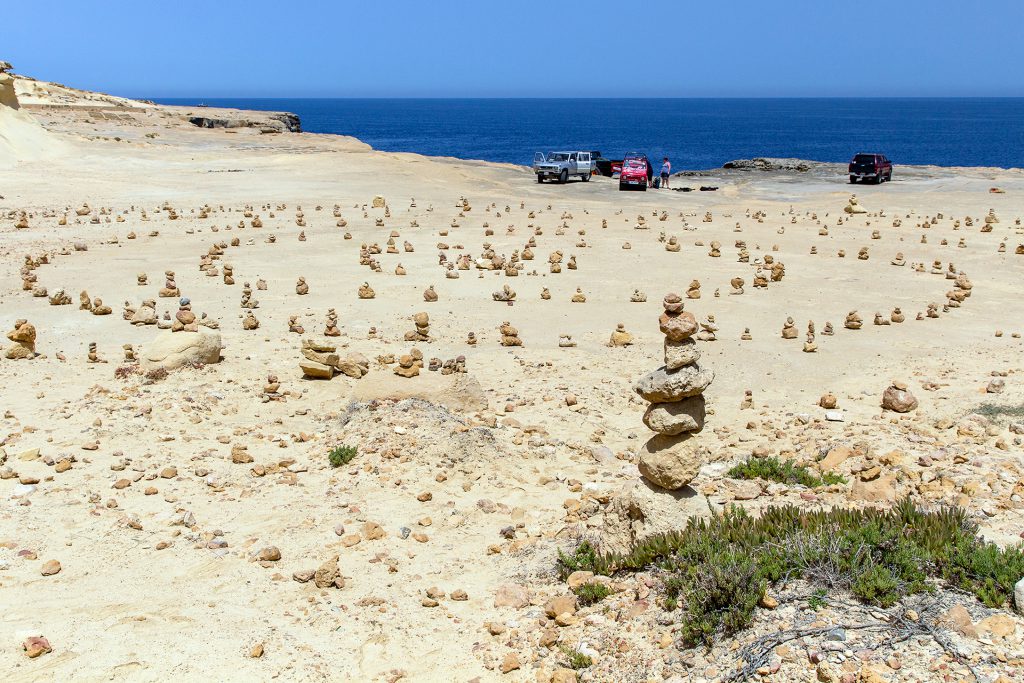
[566,497,1024,647]
[328,445,358,468]
[727,456,845,488]
[940,535,1024,608]
[556,540,599,580]
[572,582,612,606]
[851,564,901,607]
[666,550,764,647]
[559,645,592,670]
[807,589,828,610]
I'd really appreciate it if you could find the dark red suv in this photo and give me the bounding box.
[849,153,893,184]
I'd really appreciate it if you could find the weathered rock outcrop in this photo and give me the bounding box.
[188,111,300,133]
[0,61,19,110]
[722,158,812,172]
[141,329,222,371]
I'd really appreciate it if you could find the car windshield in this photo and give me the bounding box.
[853,155,876,164]
[624,159,645,169]
[548,153,570,162]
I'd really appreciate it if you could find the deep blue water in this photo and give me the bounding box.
[154,98,1024,169]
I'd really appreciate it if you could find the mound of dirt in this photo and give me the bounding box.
[338,398,507,468]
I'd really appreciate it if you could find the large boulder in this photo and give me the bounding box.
[637,432,709,489]
[141,329,222,371]
[634,364,714,403]
[881,381,918,413]
[642,396,705,435]
[600,480,710,556]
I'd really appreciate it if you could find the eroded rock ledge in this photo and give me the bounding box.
[188,111,301,133]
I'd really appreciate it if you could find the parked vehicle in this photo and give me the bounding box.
[533,151,593,184]
[849,153,893,184]
[619,153,651,191]
[591,151,617,178]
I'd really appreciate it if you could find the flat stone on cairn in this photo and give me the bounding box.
[633,293,715,490]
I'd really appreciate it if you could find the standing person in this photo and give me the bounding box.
[660,157,671,189]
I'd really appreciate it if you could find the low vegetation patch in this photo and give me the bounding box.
[328,445,358,467]
[558,498,1024,647]
[727,456,845,487]
[572,582,612,606]
[973,402,1024,421]
[557,540,599,581]
[559,645,592,670]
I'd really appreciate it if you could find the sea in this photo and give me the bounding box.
[153,98,1024,170]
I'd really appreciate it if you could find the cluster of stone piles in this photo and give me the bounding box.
[299,340,369,380]
[633,293,715,490]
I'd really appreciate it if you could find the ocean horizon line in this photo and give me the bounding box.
[137,97,1024,169]
[147,95,1024,102]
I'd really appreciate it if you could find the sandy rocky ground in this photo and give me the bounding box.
[2,64,1024,683]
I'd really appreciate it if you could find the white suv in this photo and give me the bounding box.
[533,151,594,184]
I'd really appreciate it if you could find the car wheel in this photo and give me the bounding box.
[537,175,544,184]
[887,172,892,182]
[849,176,857,184]
[640,182,647,192]
[581,173,590,182]
[619,182,626,191]
[559,170,568,184]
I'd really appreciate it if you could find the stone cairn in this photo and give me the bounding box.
[406,312,430,342]
[5,319,37,360]
[172,297,198,332]
[159,271,179,298]
[632,294,715,490]
[299,340,369,380]
[499,321,522,347]
[324,309,341,337]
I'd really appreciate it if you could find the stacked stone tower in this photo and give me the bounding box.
[633,293,715,490]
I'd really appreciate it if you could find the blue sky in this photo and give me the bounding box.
[7,1,1024,98]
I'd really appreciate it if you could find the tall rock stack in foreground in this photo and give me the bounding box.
[633,293,715,489]
[600,294,715,555]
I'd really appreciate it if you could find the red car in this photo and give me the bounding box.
[619,154,651,191]
[849,153,893,184]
